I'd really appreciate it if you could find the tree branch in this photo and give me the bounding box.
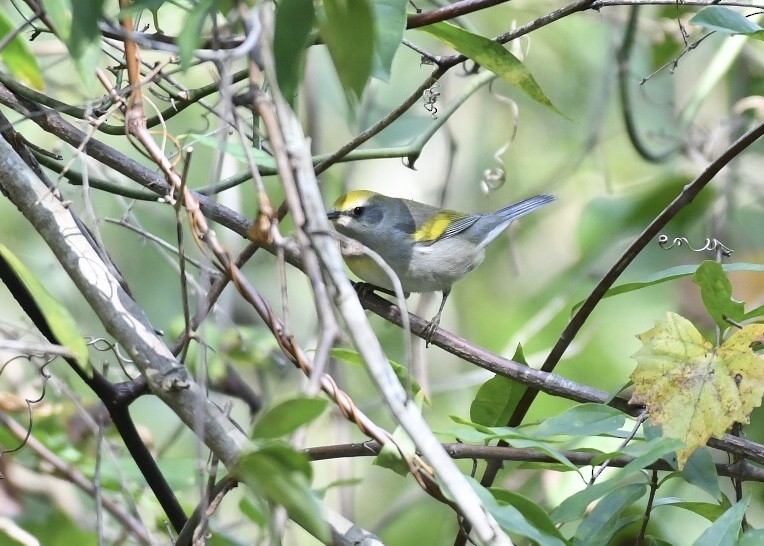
[0,132,250,468]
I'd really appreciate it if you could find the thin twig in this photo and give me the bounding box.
[0,339,76,359]
[0,412,154,545]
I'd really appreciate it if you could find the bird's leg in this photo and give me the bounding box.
[423,289,450,347]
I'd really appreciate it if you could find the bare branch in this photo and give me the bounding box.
[0,411,153,545]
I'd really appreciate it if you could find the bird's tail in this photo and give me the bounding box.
[476,194,555,250]
[495,194,556,222]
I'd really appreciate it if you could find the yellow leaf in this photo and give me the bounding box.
[630,312,764,468]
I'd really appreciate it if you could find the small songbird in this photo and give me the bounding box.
[327,190,555,344]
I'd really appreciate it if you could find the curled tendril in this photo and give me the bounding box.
[0,355,54,467]
[481,140,509,195]
[480,80,519,195]
[658,234,733,257]
[422,82,440,119]
[88,337,137,379]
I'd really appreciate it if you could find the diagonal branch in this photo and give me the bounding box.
[0,133,250,467]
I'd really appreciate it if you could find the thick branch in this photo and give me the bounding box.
[0,134,249,468]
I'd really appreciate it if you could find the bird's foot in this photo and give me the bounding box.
[422,315,441,347]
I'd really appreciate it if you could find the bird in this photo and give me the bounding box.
[327,190,555,345]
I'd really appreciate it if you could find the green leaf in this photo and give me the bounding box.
[373,423,416,476]
[619,437,686,477]
[330,347,365,366]
[646,537,678,546]
[0,12,44,89]
[252,396,328,439]
[489,489,568,544]
[470,344,528,426]
[468,477,567,546]
[606,515,644,542]
[119,0,168,32]
[69,0,104,57]
[470,374,521,427]
[417,21,561,114]
[573,483,646,546]
[589,436,685,478]
[440,423,508,443]
[681,447,721,500]
[551,438,683,524]
[530,403,626,439]
[443,418,578,472]
[40,0,72,42]
[122,0,167,11]
[572,263,764,315]
[690,6,764,35]
[17,507,97,545]
[187,133,278,169]
[742,302,764,321]
[374,390,425,475]
[740,528,764,546]
[446,416,533,439]
[274,0,316,104]
[177,0,217,71]
[0,244,89,369]
[316,477,363,495]
[503,438,580,473]
[235,443,330,542]
[319,0,375,103]
[69,0,105,93]
[551,478,623,524]
[238,495,267,527]
[511,343,528,365]
[692,260,744,328]
[331,348,425,400]
[40,0,102,93]
[692,495,749,546]
[652,498,727,521]
[371,0,407,81]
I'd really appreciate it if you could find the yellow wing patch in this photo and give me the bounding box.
[413,210,465,242]
[333,190,376,211]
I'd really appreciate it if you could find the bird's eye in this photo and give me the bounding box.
[352,206,365,216]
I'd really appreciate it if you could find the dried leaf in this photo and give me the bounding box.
[630,312,764,467]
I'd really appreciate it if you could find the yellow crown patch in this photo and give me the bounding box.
[333,190,377,211]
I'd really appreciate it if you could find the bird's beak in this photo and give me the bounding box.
[327,210,340,221]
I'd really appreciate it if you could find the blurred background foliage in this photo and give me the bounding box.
[1,0,764,545]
